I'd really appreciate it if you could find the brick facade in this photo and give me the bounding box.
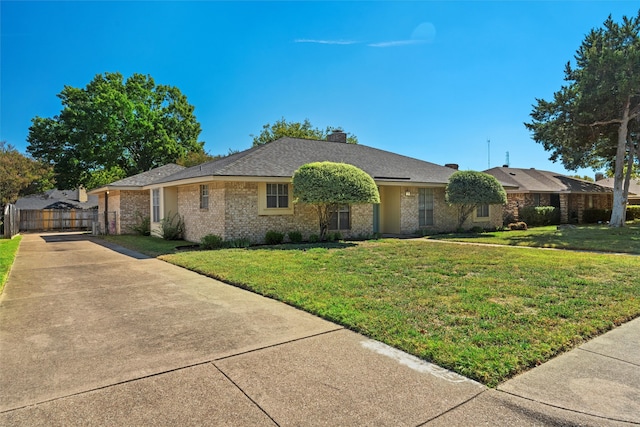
[503,192,612,224]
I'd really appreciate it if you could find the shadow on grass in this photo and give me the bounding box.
[248,241,358,251]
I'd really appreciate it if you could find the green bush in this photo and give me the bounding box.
[227,238,251,248]
[308,234,320,243]
[265,230,284,245]
[288,231,303,243]
[327,231,342,242]
[160,212,185,240]
[201,234,224,249]
[627,206,640,220]
[582,209,611,223]
[518,206,560,226]
[128,211,150,236]
[469,226,484,233]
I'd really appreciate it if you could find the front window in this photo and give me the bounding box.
[266,183,288,208]
[200,184,209,209]
[533,193,541,206]
[152,189,160,222]
[329,205,350,230]
[476,203,489,218]
[419,188,434,226]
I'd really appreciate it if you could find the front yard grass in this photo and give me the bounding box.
[100,235,188,257]
[160,239,640,387]
[0,236,22,293]
[428,222,640,254]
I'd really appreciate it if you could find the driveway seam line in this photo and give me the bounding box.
[415,389,487,426]
[0,328,345,415]
[496,389,640,425]
[212,363,281,426]
[577,347,640,367]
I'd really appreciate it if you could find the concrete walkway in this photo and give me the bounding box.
[0,232,638,426]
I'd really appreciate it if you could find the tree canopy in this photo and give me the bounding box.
[292,162,379,239]
[0,141,54,207]
[27,72,204,189]
[445,171,506,229]
[251,117,358,146]
[525,12,640,227]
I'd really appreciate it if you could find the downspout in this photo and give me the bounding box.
[104,190,109,235]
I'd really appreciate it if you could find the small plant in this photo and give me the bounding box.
[265,230,284,245]
[160,212,185,240]
[469,226,484,234]
[308,234,320,243]
[201,234,224,249]
[128,211,150,236]
[227,237,251,248]
[327,231,342,242]
[508,221,528,230]
[288,231,303,244]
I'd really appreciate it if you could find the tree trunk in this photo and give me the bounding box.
[609,99,631,228]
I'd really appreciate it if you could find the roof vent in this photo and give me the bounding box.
[327,129,347,143]
[444,163,459,170]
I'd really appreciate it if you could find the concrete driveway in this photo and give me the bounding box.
[1,233,637,426]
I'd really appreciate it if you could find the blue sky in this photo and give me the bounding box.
[1,1,637,178]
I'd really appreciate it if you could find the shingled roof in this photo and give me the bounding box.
[150,137,458,186]
[485,167,612,194]
[596,177,640,199]
[15,189,98,210]
[88,163,185,193]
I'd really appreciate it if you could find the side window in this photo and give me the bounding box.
[152,189,160,222]
[266,183,289,208]
[200,184,209,209]
[476,203,489,218]
[419,188,434,226]
[329,205,350,230]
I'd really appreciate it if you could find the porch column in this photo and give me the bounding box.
[559,193,569,224]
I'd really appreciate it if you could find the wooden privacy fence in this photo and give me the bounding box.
[3,204,20,238]
[19,209,98,232]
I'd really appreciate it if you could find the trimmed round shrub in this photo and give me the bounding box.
[265,230,284,245]
[288,231,303,243]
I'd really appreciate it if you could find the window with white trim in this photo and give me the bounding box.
[200,184,209,209]
[152,189,160,222]
[418,188,434,226]
[329,205,350,230]
[266,183,289,208]
[476,203,489,218]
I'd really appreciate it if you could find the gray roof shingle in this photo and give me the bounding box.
[15,189,98,210]
[485,167,612,194]
[596,177,640,197]
[106,163,186,188]
[151,138,458,186]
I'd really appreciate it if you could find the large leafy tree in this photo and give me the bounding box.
[525,12,640,227]
[0,141,54,207]
[445,171,507,229]
[251,117,358,146]
[27,72,204,189]
[292,162,379,240]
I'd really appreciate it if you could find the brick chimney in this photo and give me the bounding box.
[327,129,347,143]
[595,172,604,182]
[78,186,88,203]
[444,163,459,170]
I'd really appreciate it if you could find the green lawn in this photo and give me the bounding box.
[428,222,640,254]
[159,238,640,387]
[0,236,22,293]
[100,235,189,257]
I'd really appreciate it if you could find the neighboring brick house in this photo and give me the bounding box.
[95,132,503,243]
[484,167,613,224]
[88,164,185,234]
[595,177,640,205]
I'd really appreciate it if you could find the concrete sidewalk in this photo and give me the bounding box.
[0,233,638,426]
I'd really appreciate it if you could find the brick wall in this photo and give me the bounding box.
[179,182,226,242]
[119,190,150,234]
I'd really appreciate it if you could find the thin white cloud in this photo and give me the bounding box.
[368,39,427,48]
[369,22,436,48]
[294,39,358,45]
